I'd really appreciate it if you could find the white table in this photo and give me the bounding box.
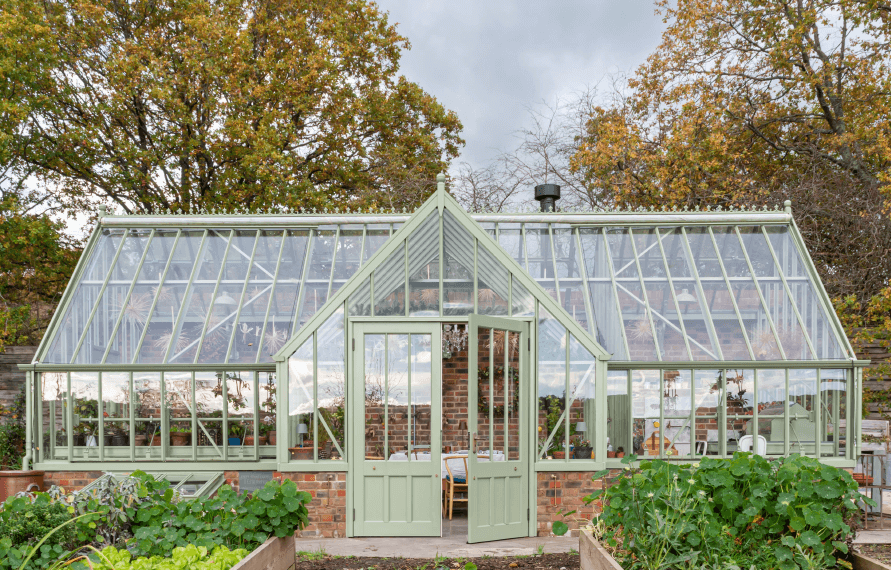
[387,451,505,480]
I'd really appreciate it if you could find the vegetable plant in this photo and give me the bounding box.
[555,453,873,570]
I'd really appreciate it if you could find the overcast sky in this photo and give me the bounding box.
[376,0,667,172]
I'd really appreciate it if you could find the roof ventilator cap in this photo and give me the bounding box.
[534,183,561,212]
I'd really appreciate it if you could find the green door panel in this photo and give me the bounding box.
[468,315,529,543]
[351,322,442,537]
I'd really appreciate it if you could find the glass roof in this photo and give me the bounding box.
[40,213,850,364]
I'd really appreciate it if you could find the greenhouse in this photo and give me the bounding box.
[20,175,865,542]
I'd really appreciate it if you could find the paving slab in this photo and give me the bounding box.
[854,530,891,544]
[294,535,577,558]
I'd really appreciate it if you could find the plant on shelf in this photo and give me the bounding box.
[227,423,244,446]
[572,435,592,459]
[169,424,191,446]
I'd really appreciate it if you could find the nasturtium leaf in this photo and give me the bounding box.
[799,530,821,548]
[552,521,569,536]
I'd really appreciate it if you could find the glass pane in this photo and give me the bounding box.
[479,221,496,238]
[386,333,409,458]
[700,282,751,360]
[297,227,336,326]
[442,210,474,315]
[789,369,818,454]
[496,223,524,266]
[317,309,345,460]
[524,224,555,279]
[230,230,284,363]
[408,212,440,316]
[725,369,754,417]
[71,372,99,458]
[511,277,534,317]
[102,372,130,449]
[632,370,660,457]
[537,308,566,459]
[477,245,510,315]
[606,370,630,458]
[40,372,67,460]
[694,370,722,416]
[195,372,224,451]
[766,226,845,359]
[137,231,205,363]
[660,228,719,361]
[568,335,595,461]
[644,281,690,361]
[287,339,314,459]
[75,230,151,364]
[662,370,692,458]
[349,276,372,316]
[616,281,658,360]
[374,243,406,316]
[167,230,229,363]
[506,330,521,461]
[477,327,492,454]
[363,224,392,262]
[696,417,721,456]
[820,369,847,458]
[410,334,432,458]
[756,369,786,454]
[258,229,310,361]
[683,227,723,278]
[46,230,124,363]
[165,371,192,455]
[195,230,257,364]
[580,228,626,358]
[133,373,161,457]
[364,334,386,460]
[259,373,277,458]
[489,329,506,457]
[331,226,364,296]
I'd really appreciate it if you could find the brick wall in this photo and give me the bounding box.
[44,470,104,491]
[0,346,36,410]
[535,470,621,537]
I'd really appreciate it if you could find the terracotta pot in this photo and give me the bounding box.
[135,435,147,447]
[150,435,162,447]
[853,473,874,486]
[0,471,43,503]
[267,431,276,446]
[553,451,566,459]
[616,452,625,458]
[243,436,255,446]
[289,446,313,460]
[170,433,190,446]
[607,451,616,458]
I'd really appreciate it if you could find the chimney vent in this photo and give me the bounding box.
[534,184,561,212]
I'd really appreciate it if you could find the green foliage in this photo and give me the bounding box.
[89,544,248,570]
[127,476,310,557]
[0,386,25,470]
[579,454,870,570]
[0,496,76,551]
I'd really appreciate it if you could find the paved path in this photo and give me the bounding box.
[293,535,577,558]
[855,530,891,545]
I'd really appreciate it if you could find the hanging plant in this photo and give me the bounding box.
[477,366,520,418]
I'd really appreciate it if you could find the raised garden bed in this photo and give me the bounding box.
[579,530,621,570]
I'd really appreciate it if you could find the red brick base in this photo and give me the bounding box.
[44,471,104,491]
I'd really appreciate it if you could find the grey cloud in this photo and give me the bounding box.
[377,0,666,169]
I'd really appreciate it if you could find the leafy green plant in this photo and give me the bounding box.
[556,453,872,570]
[0,496,76,550]
[89,544,248,570]
[0,388,25,470]
[127,477,310,557]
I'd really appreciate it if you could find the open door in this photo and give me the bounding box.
[467,315,529,543]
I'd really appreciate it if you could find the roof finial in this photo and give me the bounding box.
[784,200,792,214]
[437,172,446,192]
[98,205,107,219]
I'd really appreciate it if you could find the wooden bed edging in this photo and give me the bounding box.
[580,529,623,570]
[230,535,296,570]
[854,552,891,570]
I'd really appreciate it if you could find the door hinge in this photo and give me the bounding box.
[352,338,355,351]
[527,507,530,521]
[528,338,531,351]
[353,508,356,521]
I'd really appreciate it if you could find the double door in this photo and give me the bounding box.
[351,317,529,542]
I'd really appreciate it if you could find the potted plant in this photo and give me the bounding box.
[73,423,91,446]
[573,436,593,459]
[616,446,625,458]
[259,421,275,445]
[170,424,191,446]
[108,421,129,446]
[553,442,567,460]
[228,423,244,446]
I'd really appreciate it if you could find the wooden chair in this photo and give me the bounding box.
[443,455,468,520]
